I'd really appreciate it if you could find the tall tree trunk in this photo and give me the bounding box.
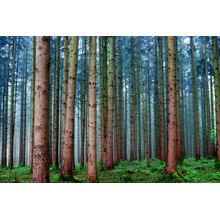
[146,58,151,166]
[106,37,115,169]
[80,37,87,168]
[61,36,69,161]
[158,37,165,161]
[53,36,60,167]
[212,36,220,160]
[203,37,212,157]
[117,37,123,161]
[9,37,16,168]
[190,36,200,159]
[130,37,136,160]
[32,36,50,183]
[166,36,177,175]
[30,36,36,168]
[61,37,79,178]
[99,37,108,165]
[175,37,183,161]
[87,36,98,182]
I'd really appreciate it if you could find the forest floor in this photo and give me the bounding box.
[0,159,220,183]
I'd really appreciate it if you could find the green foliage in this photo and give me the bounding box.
[210,129,216,144]
[0,159,220,183]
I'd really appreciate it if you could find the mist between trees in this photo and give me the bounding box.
[0,36,219,183]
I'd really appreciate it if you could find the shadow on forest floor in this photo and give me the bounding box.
[0,159,220,183]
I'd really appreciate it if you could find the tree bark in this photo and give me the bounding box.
[32,36,50,183]
[87,36,98,182]
[166,36,177,175]
[61,37,79,178]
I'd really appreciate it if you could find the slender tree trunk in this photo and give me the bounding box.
[9,37,16,168]
[52,37,60,167]
[87,36,98,182]
[146,58,151,166]
[130,37,136,160]
[106,37,115,169]
[61,37,69,162]
[80,37,87,168]
[32,36,50,183]
[117,37,123,161]
[30,36,36,168]
[166,36,177,175]
[212,36,220,160]
[158,37,165,161]
[61,37,79,178]
[175,37,183,161]
[190,36,200,159]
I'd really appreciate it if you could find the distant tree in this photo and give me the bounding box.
[190,36,200,159]
[8,37,16,168]
[212,36,220,160]
[106,37,115,169]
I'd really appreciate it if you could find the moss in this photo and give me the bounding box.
[0,159,220,183]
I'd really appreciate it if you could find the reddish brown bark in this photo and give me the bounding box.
[87,36,98,182]
[166,36,177,175]
[32,36,50,183]
[61,37,79,178]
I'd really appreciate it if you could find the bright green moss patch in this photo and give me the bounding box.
[0,159,220,183]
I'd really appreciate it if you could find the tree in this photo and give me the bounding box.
[32,36,50,183]
[166,36,177,175]
[87,36,98,182]
[8,37,16,168]
[30,36,36,168]
[106,37,115,169]
[190,36,200,159]
[212,36,220,160]
[158,36,165,160]
[130,37,136,160]
[61,36,69,163]
[53,36,60,167]
[61,37,79,178]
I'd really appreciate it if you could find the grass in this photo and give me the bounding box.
[0,158,220,183]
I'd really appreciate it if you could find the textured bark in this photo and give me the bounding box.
[32,36,50,183]
[130,37,136,160]
[175,37,183,161]
[61,37,79,178]
[30,36,36,168]
[99,37,108,165]
[117,37,123,161]
[106,37,115,169]
[190,37,200,159]
[52,36,60,167]
[158,37,165,161]
[203,37,212,157]
[87,36,98,182]
[166,36,177,175]
[61,36,69,162]
[8,37,16,168]
[154,37,159,158]
[146,58,151,166]
[212,36,220,160]
[80,37,87,168]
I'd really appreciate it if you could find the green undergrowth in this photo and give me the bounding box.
[0,159,220,183]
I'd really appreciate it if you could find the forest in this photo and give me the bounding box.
[0,36,219,183]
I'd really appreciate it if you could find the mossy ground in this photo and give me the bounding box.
[0,158,220,183]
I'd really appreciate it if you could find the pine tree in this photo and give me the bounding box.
[166,36,177,174]
[32,36,50,183]
[61,37,79,178]
[87,36,98,182]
